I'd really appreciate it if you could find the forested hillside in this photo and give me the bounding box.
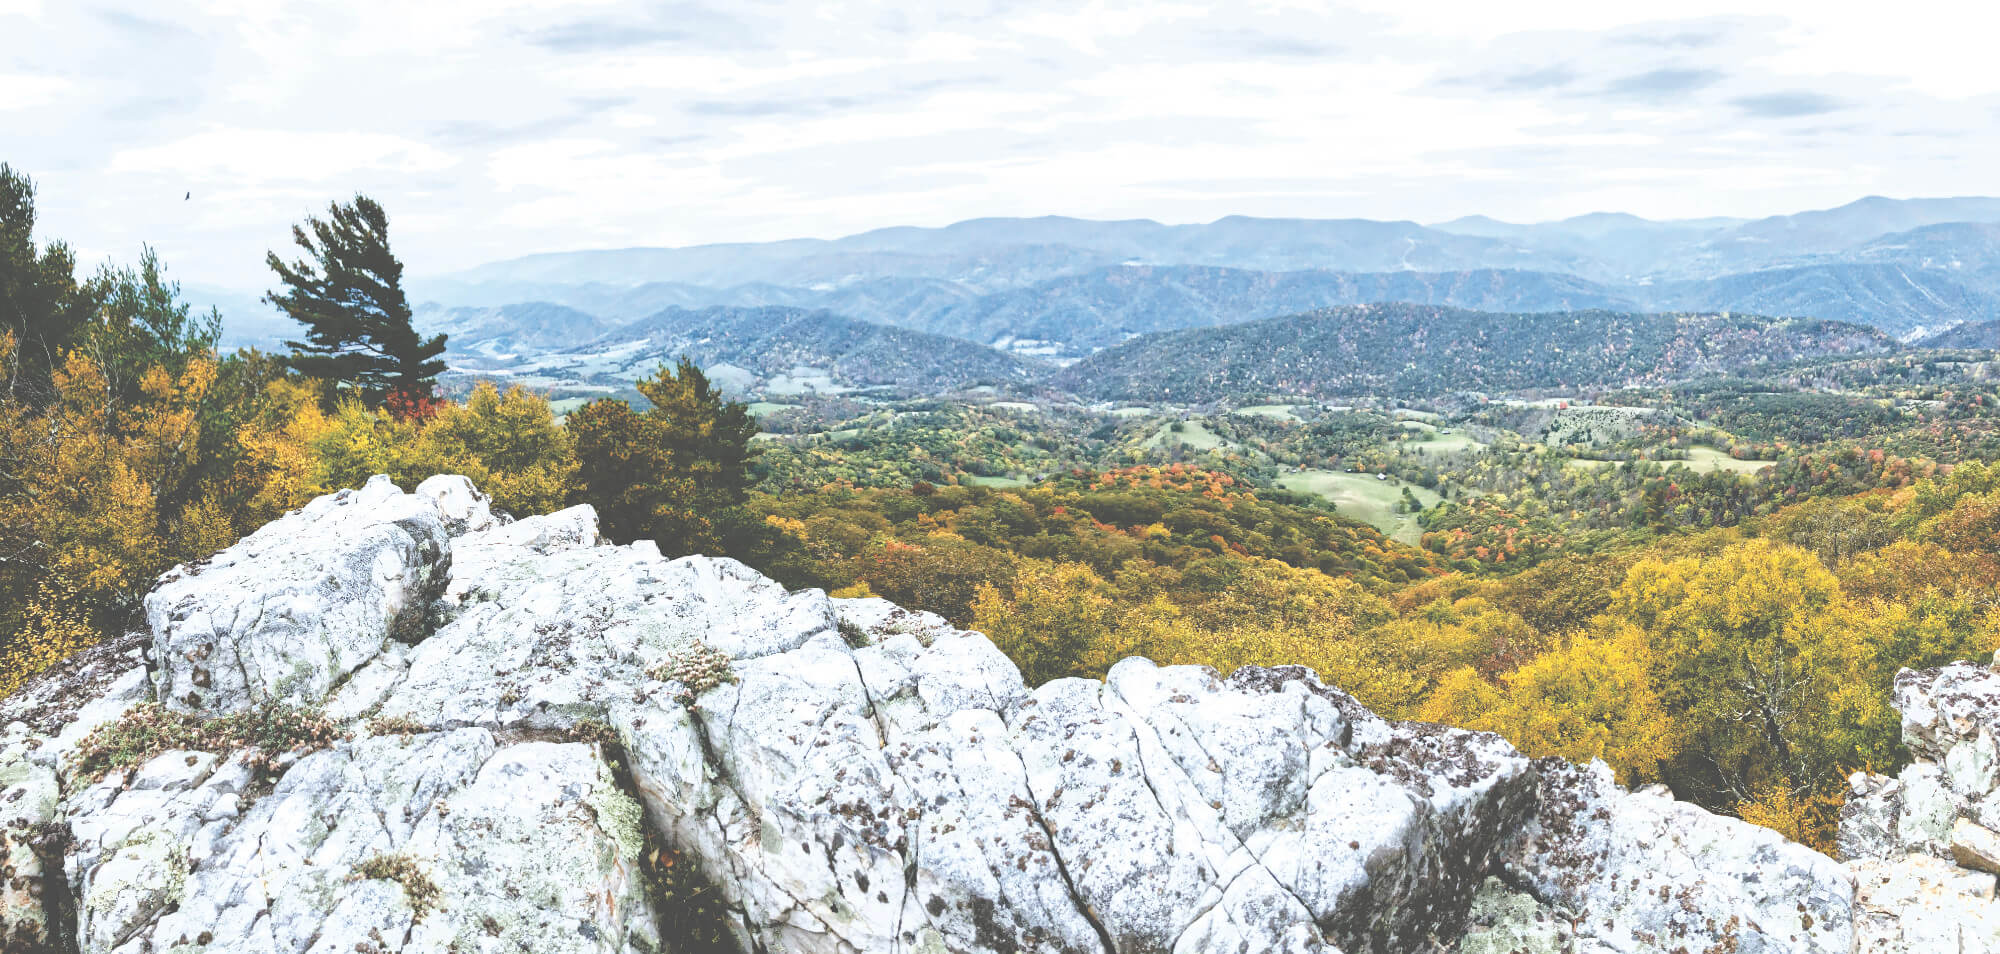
[1649,264,1995,339]
[1057,303,1896,401]
[441,305,1045,397]
[889,265,1636,356]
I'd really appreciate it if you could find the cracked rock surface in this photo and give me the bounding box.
[0,476,1953,954]
[1839,661,2000,952]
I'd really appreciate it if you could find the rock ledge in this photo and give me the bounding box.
[0,477,1970,953]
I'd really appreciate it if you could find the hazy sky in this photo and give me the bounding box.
[6,0,1999,288]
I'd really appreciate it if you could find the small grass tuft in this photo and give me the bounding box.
[647,642,737,705]
[365,714,429,737]
[836,619,869,648]
[69,701,344,784]
[352,851,441,920]
[564,717,618,747]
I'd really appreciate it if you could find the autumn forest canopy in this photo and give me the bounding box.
[12,162,2000,852]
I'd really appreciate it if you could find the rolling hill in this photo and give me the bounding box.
[1643,264,1997,339]
[1919,319,2000,349]
[1845,222,2000,296]
[444,306,1043,397]
[1055,303,1897,401]
[419,302,615,362]
[894,266,1639,355]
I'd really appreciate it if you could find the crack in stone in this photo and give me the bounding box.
[1103,677,1330,950]
[1013,763,1120,954]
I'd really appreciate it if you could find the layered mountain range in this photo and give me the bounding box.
[193,196,2000,398]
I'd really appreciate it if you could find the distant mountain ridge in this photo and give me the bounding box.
[434,300,1902,404]
[888,266,1638,354]
[435,195,2000,291]
[413,260,1997,365]
[206,195,2000,378]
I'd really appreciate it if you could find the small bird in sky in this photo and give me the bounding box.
[185,191,190,200]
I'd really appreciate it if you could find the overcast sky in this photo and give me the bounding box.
[6,0,2000,288]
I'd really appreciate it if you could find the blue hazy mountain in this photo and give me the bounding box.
[190,196,2000,370]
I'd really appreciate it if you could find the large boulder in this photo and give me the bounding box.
[1480,759,1853,953]
[145,476,451,714]
[0,635,151,954]
[0,730,63,952]
[63,732,658,953]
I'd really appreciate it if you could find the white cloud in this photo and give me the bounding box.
[108,129,458,183]
[9,0,2000,287]
[0,74,70,110]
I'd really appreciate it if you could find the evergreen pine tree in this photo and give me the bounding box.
[0,164,92,402]
[264,195,444,409]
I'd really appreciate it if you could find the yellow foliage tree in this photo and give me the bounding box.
[1422,626,1677,784]
[0,576,100,699]
[237,377,333,517]
[408,382,576,516]
[311,382,577,517]
[1736,781,1847,855]
[312,398,418,491]
[0,341,269,693]
[1613,539,1892,803]
[972,560,1128,685]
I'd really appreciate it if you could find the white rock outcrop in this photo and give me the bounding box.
[1839,661,2000,952]
[1468,759,1854,953]
[145,475,451,714]
[0,477,1982,954]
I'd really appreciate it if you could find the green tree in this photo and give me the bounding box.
[75,246,221,403]
[570,358,758,556]
[0,163,92,402]
[264,195,444,410]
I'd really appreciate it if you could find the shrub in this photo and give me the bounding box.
[836,619,869,648]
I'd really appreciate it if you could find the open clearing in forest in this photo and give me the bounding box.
[1682,446,1776,475]
[1398,421,1486,454]
[1275,469,1441,545]
[1233,404,1304,420]
[1560,446,1775,475]
[1143,420,1232,451]
[964,474,1032,488]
